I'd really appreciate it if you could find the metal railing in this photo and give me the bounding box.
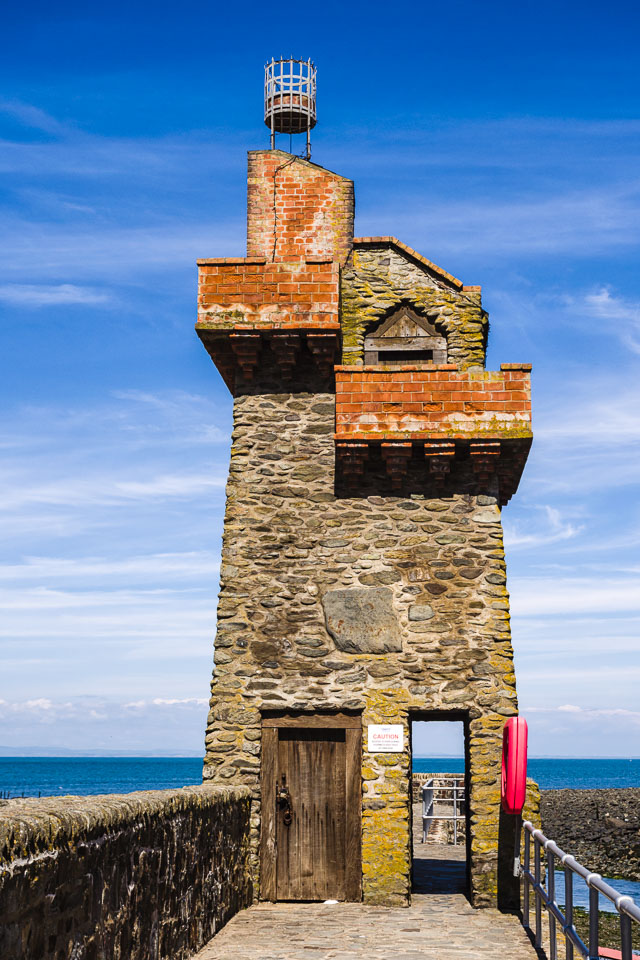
[521,820,640,960]
[422,777,466,845]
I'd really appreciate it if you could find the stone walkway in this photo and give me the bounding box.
[195,846,540,960]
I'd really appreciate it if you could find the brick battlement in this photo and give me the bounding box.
[335,364,532,441]
[197,259,340,330]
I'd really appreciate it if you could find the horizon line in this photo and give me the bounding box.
[3,754,640,761]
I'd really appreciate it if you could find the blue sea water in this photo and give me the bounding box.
[413,756,640,791]
[2,755,640,799]
[552,870,640,915]
[0,756,203,799]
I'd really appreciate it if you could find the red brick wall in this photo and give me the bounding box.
[246,150,354,264]
[335,364,532,440]
[197,258,340,329]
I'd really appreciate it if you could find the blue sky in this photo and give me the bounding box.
[1,0,639,758]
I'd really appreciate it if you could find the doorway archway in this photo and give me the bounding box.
[410,712,470,897]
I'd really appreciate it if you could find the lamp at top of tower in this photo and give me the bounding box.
[264,57,316,159]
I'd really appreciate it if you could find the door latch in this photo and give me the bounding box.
[276,775,292,826]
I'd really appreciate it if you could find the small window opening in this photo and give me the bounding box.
[377,349,434,364]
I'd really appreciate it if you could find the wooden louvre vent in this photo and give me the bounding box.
[363,306,447,365]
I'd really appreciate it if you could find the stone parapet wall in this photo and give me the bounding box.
[0,785,251,960]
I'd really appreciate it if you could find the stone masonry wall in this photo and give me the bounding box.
[0,786,251,960]
[203,389,520,907]
[340,244,487,368]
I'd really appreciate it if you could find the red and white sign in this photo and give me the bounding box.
[367,724,404,753]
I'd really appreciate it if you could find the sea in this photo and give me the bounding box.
[2,754,640,913]
[2,755,640,800]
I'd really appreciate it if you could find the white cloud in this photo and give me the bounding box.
[0,471,226,511]
[0,283,111,306]
[525,704,640,723]
[359,180,640,259]
[0,698,77,719]
[563,286,640,355]
[0,584,215,632]
[0,551,220,582]
[511,575,640,616]
[0,98,69,136]
[504,506,583,550]
[152,697,208,706]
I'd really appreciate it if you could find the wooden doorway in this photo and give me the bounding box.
[261,713,362,902]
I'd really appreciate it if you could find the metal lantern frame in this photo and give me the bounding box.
[264,57,317,158]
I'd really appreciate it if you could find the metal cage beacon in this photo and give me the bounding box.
[264,57,317,158]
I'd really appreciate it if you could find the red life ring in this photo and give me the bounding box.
[501,717,528,815]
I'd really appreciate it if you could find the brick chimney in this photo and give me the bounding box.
[246,150,354,264]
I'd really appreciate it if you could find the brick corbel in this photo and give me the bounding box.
[336,442,369,488]
[307,332,339,378]
[270,333,301,380]
[381,442,413,489]
[470,440,501,483]
[424,442,455,488]
[229,333,261,381]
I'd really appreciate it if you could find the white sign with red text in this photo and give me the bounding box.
[367,724,404,753]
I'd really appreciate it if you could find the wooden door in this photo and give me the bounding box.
[261,715,361,901]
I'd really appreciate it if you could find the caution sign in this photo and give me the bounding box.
[367,724,404,753]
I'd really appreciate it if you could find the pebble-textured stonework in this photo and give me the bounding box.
[340,243,487,368]
[0,786,251,960]
[204,388,521,907]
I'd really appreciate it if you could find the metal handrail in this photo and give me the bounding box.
[521,820,640,960]
[422,777,466,845]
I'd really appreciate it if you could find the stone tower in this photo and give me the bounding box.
[197,150,532,908]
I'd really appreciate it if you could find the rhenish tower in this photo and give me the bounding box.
[197,60,532,909]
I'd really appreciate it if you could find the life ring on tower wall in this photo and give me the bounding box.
[501,717,528,815]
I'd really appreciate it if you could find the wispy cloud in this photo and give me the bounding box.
[526,704,640,721]
[566,286,640,355]
[0,472,226,511]
[504,506,583,550]
[0,98,69,136]
[511,575,640,617]
[0,551,219,582]
[0,696,210,754]
[0,392,229,523]
[0,283,111,306]
[359,180,640,259]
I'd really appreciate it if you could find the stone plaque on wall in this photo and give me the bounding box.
[322,587,401,654]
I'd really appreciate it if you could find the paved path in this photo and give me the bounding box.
[196,895,539,960]
[195,847,541,960]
